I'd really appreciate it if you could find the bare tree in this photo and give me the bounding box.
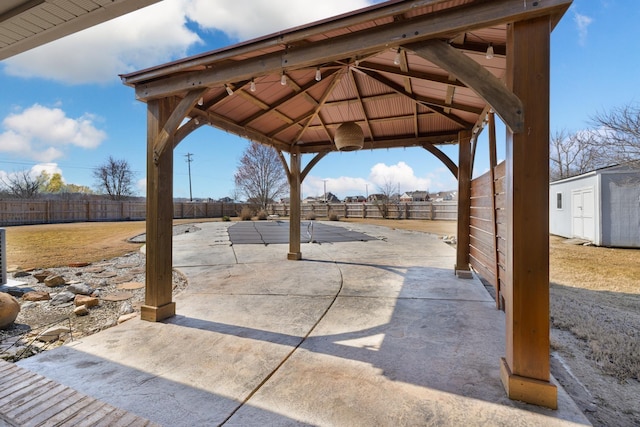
[373,178,399,219]
[93,156,135,200]
[234,142,288,210]
[549,129,606,181]
[0,170,46,198]
[590,103,640,164]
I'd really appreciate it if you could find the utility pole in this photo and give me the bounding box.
[185,153,193,202]
[323,179,327,203]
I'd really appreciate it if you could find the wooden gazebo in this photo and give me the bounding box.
[121,0,572,409]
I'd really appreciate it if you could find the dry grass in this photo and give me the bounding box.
[549,235,640,382]
[4,218,220,270]
[340,218,457,237]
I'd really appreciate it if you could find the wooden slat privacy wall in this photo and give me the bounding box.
[469,161,506,308]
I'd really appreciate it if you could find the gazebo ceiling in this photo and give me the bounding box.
[121,0,571,155]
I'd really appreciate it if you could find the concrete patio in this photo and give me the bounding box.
[17,221,589,426]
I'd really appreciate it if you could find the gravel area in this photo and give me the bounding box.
[0,227,194,362]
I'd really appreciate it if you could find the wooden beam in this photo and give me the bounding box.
[455,130,472,278]
[357,68,475,128]
[292,70,345,143]
[301,151,329,182]
[355,61,466,88]
[130,0,573,101]
[348,68,374,142]
[276,149,291,184]
[237,70,339,127]
[501,16,557,409]
[191,109,291,153]
[288,149,302,260]
[408,39,524,133]
[174,117,206,149]
[488,111,501,310]
[422,143,457,178]
[142,97,176,322]
[153,89,206,163]
[297,133,458,153]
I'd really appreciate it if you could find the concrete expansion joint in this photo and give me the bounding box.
[220,259,346,425]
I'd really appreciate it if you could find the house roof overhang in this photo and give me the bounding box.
[121,0,571,156]
[0,0,161,61]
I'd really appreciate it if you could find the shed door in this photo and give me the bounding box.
[572,188,595,241]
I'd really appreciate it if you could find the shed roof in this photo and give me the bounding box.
[121,0,571,155]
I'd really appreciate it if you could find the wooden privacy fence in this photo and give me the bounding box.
[469,161,506,308]
[0,200,243,226]
[270,201,457,221]
[0,199,457,226]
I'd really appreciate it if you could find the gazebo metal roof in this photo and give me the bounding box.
[121,0,569,158]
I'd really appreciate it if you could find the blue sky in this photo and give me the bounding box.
[1,0,638,201]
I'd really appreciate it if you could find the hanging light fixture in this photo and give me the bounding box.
[486,43,494,59]
[394,48,402,66]
[225,84,234,96]
[335,122,364,151]
[280,72,287,85]
[250,79,256,92]
[315,67,322,81]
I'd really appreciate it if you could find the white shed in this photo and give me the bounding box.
[550,163,640,247]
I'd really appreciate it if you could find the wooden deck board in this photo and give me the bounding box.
[0,360,158,427]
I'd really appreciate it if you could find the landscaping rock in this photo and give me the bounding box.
[118,313,137,324]
[33,271,51,282]
[67,282,93,295]
[50,291,75,306]
[0,293,20,329]
[38,326,71,342]
[23,291,51,302]
[44,275,66,287]
[13,271,31,278]
[74,295,99,308]
[119,301,134,315]
[74,305,89,316]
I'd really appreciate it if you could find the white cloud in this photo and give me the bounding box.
[304,175,369,199]
[31,163,64,180]
[303,161,456,199]
[2,0,375,85]
[137,178,147,195]
[0,163,63,185]
[0,104,106,162]
[186,0,373,41]
[3,0,201,84]
[369,161,432,194]
[573,10,593,46]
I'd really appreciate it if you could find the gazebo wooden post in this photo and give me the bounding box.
[288,148,302,260]
[500,16,557,409]
[141,97,176,322]
[455,129,472,278]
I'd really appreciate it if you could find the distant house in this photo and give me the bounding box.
[400,191,429,202]
[367,193,387,202]
[304,192,340,203]
[430,191,457,202]
[550,163,640,248]
[302,196,319,204]
[344,195,366,203]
